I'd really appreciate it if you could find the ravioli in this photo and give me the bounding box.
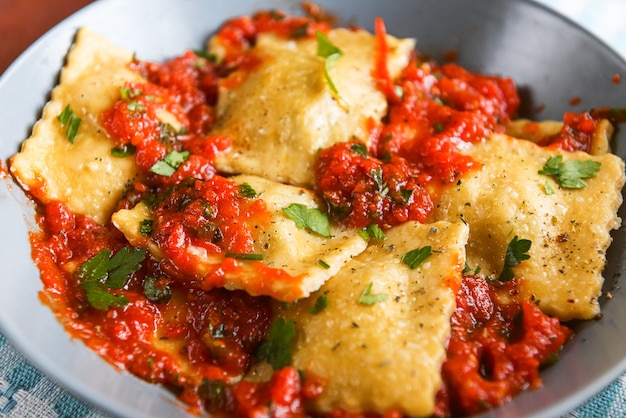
[506,118,613,155]
[10,28,143,224]
[277,221,469,416]
[211,29,415,187]
[431,133,625,320]
[113,174,367,301]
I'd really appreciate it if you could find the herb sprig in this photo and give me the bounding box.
[499,235,531,282]
[538,155,601,189]
[76,247,147,310]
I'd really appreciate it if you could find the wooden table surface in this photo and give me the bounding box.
[0,0,93,75]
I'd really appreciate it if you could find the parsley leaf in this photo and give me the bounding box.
[308,295,328,314]
[315,31,343,99]
[350,143,368,157]
[111,144,137,158]
[282,203,331,237]
[370,168,389,196]
[255,317,296,370]
[358,282,389,305]
[139,219,153,236]
[57,104,82,143]
[239,182,257,198]
[143,276,172,303]
[499,235,532,282]
[401,246,432,269]
[358,223,386,241]
[76,247,147,310]
[538,155,601,189]
[149,150,190,176]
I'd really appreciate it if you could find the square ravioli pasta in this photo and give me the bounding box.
[7,6,626,418]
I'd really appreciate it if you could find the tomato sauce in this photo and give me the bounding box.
[435,275,572,417]
[20,6,587,418]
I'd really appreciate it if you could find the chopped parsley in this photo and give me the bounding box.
[143,276,172,303]
[538,155,601,189]
[462,262,482,276]
[225,252,264,261]
[76,247,147,310]
[193,50,217,63]
[149,150,190,176]
[350,143,369,157]
[358,223,386,241]
[57,104,82,143]
[111,144,137,158]
[139,219,153,236]
[238,182,257,198]
[370,167,389,196]
[126,100,146,113]
[308,295,328,314]
[119,85,142,100]
[401,246,432,269]
[543,181,555,195]
[499,235,532,282]
[255,317,296,370]
[358,282,389,305]
[282,203,331,237]
[315,30,343,99]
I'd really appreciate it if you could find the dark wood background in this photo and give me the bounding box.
[0,0,93,75]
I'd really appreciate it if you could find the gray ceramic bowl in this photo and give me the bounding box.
[1,1,625,417]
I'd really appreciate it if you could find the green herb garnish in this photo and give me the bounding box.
[255,317,296,370]
[149,150,190,176]
[308,295,328,314]
[350,143,369,157]
[499,235,532,282]
[239,182,257,198]
[76,247,147,310]
[143,276,172,302]
[316,31,343,99]
[57,104,82,143]
[370,167,388,196]
[139,219,154,236]
[401,246,432,270]
[282,203,331,237]
[225,252,264,261]
[119,85,143,100]
[111,144,137,158]
[358,223,386,241]
[538,155,601,189]
[317,259,331,269]
[358,282,389,305]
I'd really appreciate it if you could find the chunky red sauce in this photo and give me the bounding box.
[19,6,603,418]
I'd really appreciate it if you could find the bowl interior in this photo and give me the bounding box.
[0,1,625,417]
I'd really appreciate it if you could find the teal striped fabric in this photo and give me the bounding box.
[1,332,625,417]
